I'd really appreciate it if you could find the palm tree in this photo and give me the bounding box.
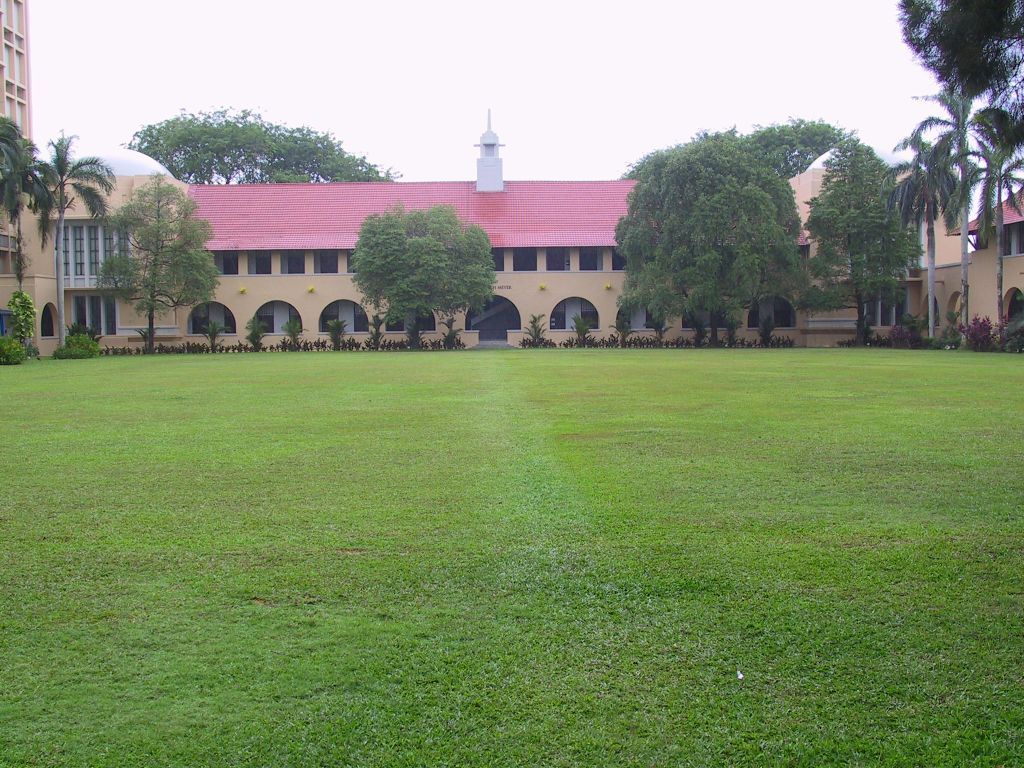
[35,135,115,346]
[909,88,976,326]
[972,111,1024,326]
[0,119,52,290]
[887,134,957,338]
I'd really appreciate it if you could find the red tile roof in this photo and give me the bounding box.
[188,180,636,251]
[965,193,1024,234]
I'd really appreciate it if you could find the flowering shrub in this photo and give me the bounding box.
[0,335,27,365]
[958,315,998,352]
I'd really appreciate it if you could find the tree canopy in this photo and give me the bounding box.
[901,1,1024,142]
[128,110,395,184]
[98,176,218,352]
[806,139,922,345]
[616,131,803,342]
[746,119,849,179]
[350,205,495,346]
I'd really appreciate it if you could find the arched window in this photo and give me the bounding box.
[550,298,598,331]
[254,301,301,334]
[466,296,522,341]
[1007,288,1024,322]
[319,300,369,333]
[188,302,237,334]
[40,303,56,337]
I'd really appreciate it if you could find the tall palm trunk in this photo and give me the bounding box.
[995,187,1005,326]
[926,210,937,338]
[14,213,23,291]
[55,204,67,347]
[960,199,970,326]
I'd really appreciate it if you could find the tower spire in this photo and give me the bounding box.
[476,111,504,192]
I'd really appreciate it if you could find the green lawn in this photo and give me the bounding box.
[1,349,1022,767]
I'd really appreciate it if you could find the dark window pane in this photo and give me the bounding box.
[386,318,405,332]
[248,252,272,274]
[513,248,537,271]
[316,250,338,273]
[353,304,368,332]
[546,248,569,271]
[579,248,603,271]
[103,297,116,335]
[284,251,305,274]
[491,249,505,271]
[611,249,626,270]
[217,252,239,275]
[74,295,87,326]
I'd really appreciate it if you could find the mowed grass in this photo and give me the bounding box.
[1,349,1022,767]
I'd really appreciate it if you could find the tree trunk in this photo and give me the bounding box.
[709,317,719,346]
[147,307,155,354]
[855,295,867,345]
[926,214,937,338]
[14,213,24,291]
[960,201,970,328]
[55,208,67,347]
[996,190,1005,327]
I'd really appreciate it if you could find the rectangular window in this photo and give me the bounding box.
[546,248,569,271]
[386,318,405,332]
[283,250,306,274]
[315,250,339,274]
[88,295,102,330]
[118,230,130,257]
[579,248,603,271]
[512,248,537,271]
[215,252,239,275]
[491,248,505,271]
[611,249,626,271]
[73,295,87,326]
[344,251,355,273]
[248,251,272,274]
[87,226,100,275]
[73,226,85,276]
[103,296,116,335]
[62,225,69,277]
[103,227,114,259]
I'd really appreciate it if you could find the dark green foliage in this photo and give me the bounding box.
[52,333,100,359]
[617,131,803,344]
[901,1,1024,144]
[67,322,101,342]
[611,310,633,348]
[128,109,393,184]
[203,321,225,352]
[0,118,51,289]
[281,318,304,350]
[326,318,347,351]
[440,316,461,350]
[758,315,776,347]
[367,314,385,350]
[6,290,35,344]
[747,119,849,178]
[99,177,218,353]
[351,206,495,345]
[245,316,266,351]
[807,139,922,345]
[0,334,26,364]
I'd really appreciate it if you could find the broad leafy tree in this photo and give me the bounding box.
[98,176,218,353]
[0,118,51,290]
[351,205,494,348]
[746,119,849,179]
[806,140,922,345]
[887,134,956,337]
[35,135,115,346]
[901,1,1024,144]
[129,110,394,184]
[972,111,1024,324]
[616,131,803,343]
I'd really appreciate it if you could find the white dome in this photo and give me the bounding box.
[95,148,173,178]
[806,149,836,172]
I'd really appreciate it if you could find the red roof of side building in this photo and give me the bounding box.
[962,193,1024,234]
[187,180,636,251]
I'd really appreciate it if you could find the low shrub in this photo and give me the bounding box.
[67,322,102,342]
[519,337,556,348]
[53,333,101,359]
[0,335,27,365]
[959,315,998,352]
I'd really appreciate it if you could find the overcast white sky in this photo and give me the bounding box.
[30,0,940,181]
